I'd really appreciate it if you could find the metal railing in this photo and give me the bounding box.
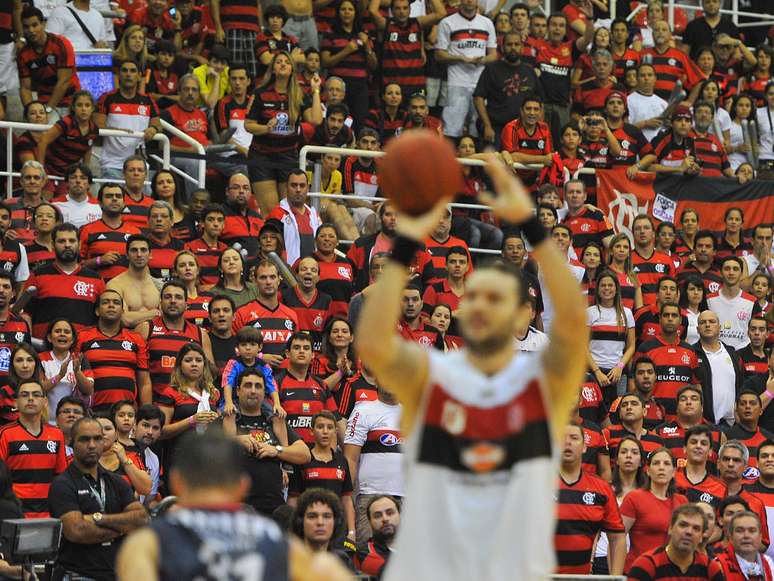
[159,119,207,188]
[663,0,774,29]
[0,120,171,197]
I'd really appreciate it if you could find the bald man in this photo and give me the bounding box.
[282,256,333,351]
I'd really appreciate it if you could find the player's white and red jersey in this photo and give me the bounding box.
[384,349,556,581]
[707,289,756,349]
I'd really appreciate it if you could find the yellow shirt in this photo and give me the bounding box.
[192,64,230,103]
[307,169,342,194]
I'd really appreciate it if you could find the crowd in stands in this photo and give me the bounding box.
[0,0,772,578]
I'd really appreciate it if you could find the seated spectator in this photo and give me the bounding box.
[192,43,231,110]
[501,94,553,189]
[128,0,179,52]
[96,412,151,497]
[112,25,149,88]
[342,129,381,233]
[353,495,400,578]
[24,202,60,270]
[144,40,180,110]
[256,4,304,80]
[364,84,405,144]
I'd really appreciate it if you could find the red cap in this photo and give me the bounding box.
[671,105,693,121]
[605,90,627,105]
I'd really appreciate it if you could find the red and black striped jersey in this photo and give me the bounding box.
[74,327,148,411]
[79,219,142,281]
[743,72,772,107]
[573,81,621,115]
[603,424,663,465]
[335,372,377,418]
[147,236,184,279]
[184,238,228,287]
[692,132,731,177]
[725,424,774,468]
[24,241,55,272]
[321,28,372,80]
[635,337,699,420]
[628,545,724,581]
[146,316,203,404]
[563,208,614,258]
[587,270,638,311]
[288,447,353,498]
[674,468,727,507]
[642,46,703,101]
[362,108,406,144]
[555,470,624,575]
[501,118,552,156]
[714,543,774,580]
[162,385,220,423]
[5,197,38,245]
[677,260,723,295]
[0,421,67,517]
[44,115,99,178]
[610,122,653,167]
[353,541,390,578]
[737,345,768,379]
[611,47,640,80]
[123,194,154,230]
[255,31,298,78]
[16,33,80,106]
[609,394,666,430]
[218,0,261,33]
[578,382,608,426]
[311,253,355,317]
[578,419,609,477]
[0,385,17,425]
[422,235,471,283]
[185,292,212,328]
[343,157,379,197]
[631,249,677,306]
[656,421,723,472]
[246,85,308,155]
[275,369,338,443]
[221,206,264,259]
[397,320,443,350]
[634,303,689,345]
[232,300,299,357]
[715,237,753,260]
[280,288,332,352]
[651,131,695,169]
[713,59,743,103]
[24,263,105,339]
[144,66,179,103]
[381,18,425,94]
[0,315,31,380]
[422,279,463,317]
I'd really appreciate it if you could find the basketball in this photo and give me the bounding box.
[377,130,463,216]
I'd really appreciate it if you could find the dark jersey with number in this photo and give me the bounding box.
[151,506,289,581]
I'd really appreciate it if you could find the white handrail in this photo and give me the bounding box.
[159,119,206,187]
[0,120,171,197]
[666,0,774,23]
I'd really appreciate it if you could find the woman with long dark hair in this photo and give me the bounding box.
[314,317,358,390]
[211,247,259,309]
[173,250,212,326]
[679,275,708,345]
[620,447,688,573]
[716,207,752,259]
[743,44,774,106]
[363,83,405,143]
[728,93,758,171]
[0,344,43,425]
[96,414,152,496]
[246,51,322,215]
[320,0,377,131]
[606,233,643,310]
[151,169,195,241]
[40,318,93,421]
[696,78,731,148]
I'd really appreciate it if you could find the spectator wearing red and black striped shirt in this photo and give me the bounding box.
[605,90,653,170]
[422,210,472,283]
[673,425,727,508]
[353,495,400,578]
[0,379,68,517]
[8,160,50,247]
[738,317,769,382]
[676,231,724,295]
[146,201,185,280]
[282,258,332,352]
[18,7,80,110]
[336,370,378,419]
[627,504,723,580]
[422,247,467,318]
[75,289,151,412]
[562,179,614,258]
[570,401,611,480]
[311,226,355,317]
[24,203,58,272]
[642,20,703,101]
[26,223,105,340]
[555,423,625,576]
[0,272,31,382]
[185,204,228,288]
[255,5,303,80]
[0,203,30,288]
[609,358,667,430]
[640,107,703,176]
[501,95,552,187]
[631,215,678,306]
[692,101,734,177]
[726,391,774,469]
[121,157,154,231]
[603,394,664,466]
[363,84,407,145]
[79,184,142,282]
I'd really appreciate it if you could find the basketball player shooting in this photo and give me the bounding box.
[355,158,589,580]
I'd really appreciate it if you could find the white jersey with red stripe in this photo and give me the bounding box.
[707,289,756,349]
[384,348,556,581]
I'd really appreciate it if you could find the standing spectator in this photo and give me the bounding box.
[46,0,108,50]
[474,32,542,147]
[691,101,734,177]
[609,18,639,80]
[626,63,668,144]
[563,179,614,256]
[55,398,85,457]
[320,0,378,131]
[143,40,179,109]
[727,93,758,172]
[717,207,752,260]
[133,404,163,504]
[726,390,774,466]
[121,156,153,231]
[693,309,745,426]
[643,20,703,101]
[673,424,727,506]
[342,128,381,233]
[222,368,311,515]
[8,160,48,246]
[246,52,322,216]
[75,289,152,411]
[534,8,594,141]
[738,316,770,381]
[146,201,185,278]
[0,203,30,289]
[0,379,67,517]
[401,92,443,133]
[714,511,774,579]
[708,256,757,349]
[106,235,162,326]
[112,25,149,84]
[127,0,180,52]
[184,204,228,288]
[17,7,80,114]
[343,384,403,542]
[620,448,688,573]
[628,504,722,580]
[573,50,622,116]
[26,223,105,340]
[631,214,678,306]
[95,61,161,180]
[638,107,702,175]
[756,81,774,175]
[211,0,262,81]
[367,0,444,99]
[603,393,664,461]
[211,248,259,309]
[435,0,497,139]
[312,225,356,317]
[0,2,21,106]
[267,170,322,266]
[40,319,93,420]
[680,0,740,61]
[172,252,211,327]
[742,224,773,284]
[0,272,31,383]
[53,163,102,228]
[255,5,303,81]
[208,294,239,373]
[192,44,231,111]
[213,63,252,171]
[677,233,722,297]
[23,199,57,268]
[746,441,774,561]
[283,258,333,350]
[48,417,147,580]
[363,84,405,145]
[79,183,142,281]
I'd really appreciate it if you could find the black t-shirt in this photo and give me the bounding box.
[235,410,301,516]
[682,17,740,61]
[48,464,136,580]
[473,60,543,127]
[210,333,239,376]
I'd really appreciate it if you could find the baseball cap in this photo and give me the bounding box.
[671,105,693,121]
[260,219,283,237]
[605,90,627,105]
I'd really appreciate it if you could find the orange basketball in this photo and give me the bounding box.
[377,130,463,216]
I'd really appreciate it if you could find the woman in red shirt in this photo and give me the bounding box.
[620,447,688,573]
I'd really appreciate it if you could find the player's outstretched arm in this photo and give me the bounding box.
[355,200,451,429]
[482,160,589,441]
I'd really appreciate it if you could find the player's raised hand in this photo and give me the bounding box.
[479,155,535,224]
[394,196,453,242]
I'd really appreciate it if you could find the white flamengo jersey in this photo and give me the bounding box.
[707,289,756,349]
[383,349,556,581]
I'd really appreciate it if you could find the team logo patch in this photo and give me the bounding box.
[379,433,400,446]
[46,441,58,453]
[73,281,95,297]
[581,386,596,402]
[681,354,690,365]
[285,319,294,330]
[582,492,596,505]
[14,332,25,343]
[743,466,760,480]
[337,266,351,279]
[313,315,323,328]
[440,400,466,435]
[461,442,505,473]
[699,492,713,503]
[121,341,133,351]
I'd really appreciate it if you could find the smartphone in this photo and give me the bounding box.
[169,6,176,16]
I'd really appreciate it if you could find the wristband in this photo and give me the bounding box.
[520,215,547,247]
[390,235,421,267]
[765,389,774,400]
[96,256,102,266]
[188,415,197,427]
[616,362,626,369]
